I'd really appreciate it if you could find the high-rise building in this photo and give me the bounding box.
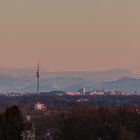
[78,88,86,95]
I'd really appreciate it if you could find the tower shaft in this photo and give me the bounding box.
[36,61,40,95]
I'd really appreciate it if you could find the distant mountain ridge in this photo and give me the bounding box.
[0,68,139,93]
[93,77,140,93]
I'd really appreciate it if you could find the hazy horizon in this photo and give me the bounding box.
[0,0,140,75]
[0,66,136,78]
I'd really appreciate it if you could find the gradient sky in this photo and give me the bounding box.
[0,0,140,73]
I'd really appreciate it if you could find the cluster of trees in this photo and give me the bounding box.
[0,104,140,140]
[52,104,140,140]
[0,105,23,140]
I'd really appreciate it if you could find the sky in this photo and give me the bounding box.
[0,0,140,73]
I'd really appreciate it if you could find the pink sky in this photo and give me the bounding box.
[0,0,140,72]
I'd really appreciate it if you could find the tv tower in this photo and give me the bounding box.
[36,60,40,95]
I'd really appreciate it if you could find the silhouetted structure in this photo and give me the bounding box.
[36,60,40,95]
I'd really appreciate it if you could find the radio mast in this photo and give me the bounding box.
[36,60,40,95]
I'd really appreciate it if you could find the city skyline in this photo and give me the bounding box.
[0,0,140,74]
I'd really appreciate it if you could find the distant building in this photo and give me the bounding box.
[35,102,47,111]
[78,88,86,95]
[66,92,81,96]
[90,91,105,96]
[111,90,116,95]
[29,102,47,111]
[120,90,127,96]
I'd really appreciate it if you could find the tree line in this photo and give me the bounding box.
[0,104,140,140]
[51,104,140,140]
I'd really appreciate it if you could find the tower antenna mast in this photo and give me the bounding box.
[36,59,40,95]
